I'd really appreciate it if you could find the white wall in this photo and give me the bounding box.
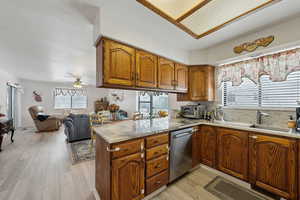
[20,79,138,127]
[189,15,300,64]
[99,0,189,64]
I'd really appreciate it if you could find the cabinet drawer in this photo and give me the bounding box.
[146,133,169,148]
[146,144,169,160]
[146,170,169,195]
[111,139,144,159]
[146,155,169,178]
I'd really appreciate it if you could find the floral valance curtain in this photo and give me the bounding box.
[217,48,300,87]
[54,88,87,96]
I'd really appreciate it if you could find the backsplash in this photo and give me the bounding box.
[223,108,295,129]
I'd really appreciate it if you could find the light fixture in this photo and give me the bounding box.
[73,78,82,88]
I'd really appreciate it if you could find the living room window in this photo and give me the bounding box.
[138,92,168,118]
[54,88,87,109]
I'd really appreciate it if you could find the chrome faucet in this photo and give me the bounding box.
[256,110,270,124]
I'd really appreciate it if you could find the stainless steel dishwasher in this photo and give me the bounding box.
[169,127,195,182]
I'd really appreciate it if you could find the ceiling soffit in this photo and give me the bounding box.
[137,0,281,39]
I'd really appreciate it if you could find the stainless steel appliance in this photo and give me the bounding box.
[169,127,195,182]
[181,105,206,119]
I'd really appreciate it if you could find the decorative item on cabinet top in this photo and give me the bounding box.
[96,37,189,93]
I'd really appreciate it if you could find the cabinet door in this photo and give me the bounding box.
[112,153,145,200]
[104,40,135,86]
[158,58,175,90]
[217,128,248,181]
[199,125,217,168]
[249,134,297,200]
[136,50,157,88]
[192,129,201,167]
[189,67,207,101]
[175,64,188,92]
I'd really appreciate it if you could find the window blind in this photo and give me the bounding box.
[224,78,258,107]
[222,71,300,108]
[261,71,300,107]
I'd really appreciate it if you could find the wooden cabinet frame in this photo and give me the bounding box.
[96,37,190,93]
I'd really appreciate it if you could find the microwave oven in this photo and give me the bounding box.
[180,105,206,119]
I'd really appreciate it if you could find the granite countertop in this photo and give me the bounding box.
[93,118,300,144]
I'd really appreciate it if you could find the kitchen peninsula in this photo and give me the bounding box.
[95,118,300,200]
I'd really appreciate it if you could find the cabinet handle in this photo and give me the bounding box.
[249,135,258,139]
[136,73,139,80]
[155,181,161,185]
[171,80,176,86]
[132,72,135,80]
[154,164,161,169]
[106,147,121,152]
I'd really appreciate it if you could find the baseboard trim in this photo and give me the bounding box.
[92,186,166,200]
[143,186,167,200]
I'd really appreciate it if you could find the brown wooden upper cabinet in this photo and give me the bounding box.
[103,39,136,86]
[158,58,175,90]
[217,128,249,181]
[177,65,215,101]
[249,134,297,200]
[136,50,158,88]
[97,38,188,93]
[175,64,188,92]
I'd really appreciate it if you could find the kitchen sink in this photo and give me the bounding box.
[249,124,289,132]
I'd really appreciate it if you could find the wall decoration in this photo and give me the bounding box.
[233,35,274,54]
[33,91,42,102]
[109,90,124,102]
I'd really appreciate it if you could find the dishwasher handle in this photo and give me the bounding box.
[174,131,193,138]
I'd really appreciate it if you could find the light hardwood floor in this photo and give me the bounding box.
[0,128,272,200]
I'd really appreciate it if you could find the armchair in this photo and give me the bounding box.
[28,106,61,132]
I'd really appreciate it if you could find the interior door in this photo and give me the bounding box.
[104,40,135,86]
[217,128,248,180]
[175,64,188,92]
[249,134,297,200]
[136,50,157,88]
[158,58,175,90]
[112,152,145,200]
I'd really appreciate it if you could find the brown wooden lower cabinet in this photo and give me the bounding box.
[193,126,299,200]
[146,170,169,195]
[192,127,201,167]
[112,153,145,200]
[217,128,249,181]
[199,125,217,168]
[249,134,297,200]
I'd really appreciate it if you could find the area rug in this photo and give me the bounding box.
[204,176,269,200]
[69,140,95,164]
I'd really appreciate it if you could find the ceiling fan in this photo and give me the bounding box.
[65,73,87,88]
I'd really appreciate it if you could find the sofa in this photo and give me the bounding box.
[28,106,61,132]
[63,114,91,143]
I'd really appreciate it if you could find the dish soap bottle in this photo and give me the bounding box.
[288,115,297,134]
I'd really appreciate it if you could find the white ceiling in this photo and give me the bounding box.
[0,0,299,84]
